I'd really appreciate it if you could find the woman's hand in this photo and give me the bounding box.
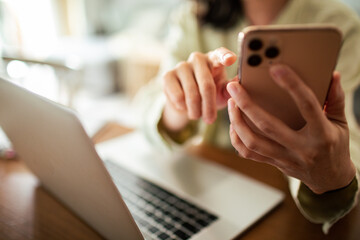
[227,64,356,194]
[161,47,237,132]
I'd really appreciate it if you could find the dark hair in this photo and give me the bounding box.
[195,0,243,30]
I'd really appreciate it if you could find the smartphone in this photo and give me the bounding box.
[237,25,342,130]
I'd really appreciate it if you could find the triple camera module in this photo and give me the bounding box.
[247,38,280,67]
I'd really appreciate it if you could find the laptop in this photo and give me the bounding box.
[0,77,284,240]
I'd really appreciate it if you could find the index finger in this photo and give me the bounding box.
[208,47,237,67]
[269,64,326,127]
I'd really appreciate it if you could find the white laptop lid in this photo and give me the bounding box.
[0,77,284,240]
[0,78,143,240]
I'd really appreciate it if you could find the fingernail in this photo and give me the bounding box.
[222,53,234,63]
[270,64,287,80]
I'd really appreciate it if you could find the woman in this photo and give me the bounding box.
[138,0,360,233]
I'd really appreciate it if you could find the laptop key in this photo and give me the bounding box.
[163,222,174,230]
[148,226,159,234]
[196,219,209,227]
[158,232,170,240]
[182,222,199,234]
[173,229,190,240]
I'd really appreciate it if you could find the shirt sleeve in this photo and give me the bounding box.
[289,171,359,234]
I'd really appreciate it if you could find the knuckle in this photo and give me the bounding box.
[316,123,329,136]
[286,80,299,92]
[257,121,274,136]
[301,148,317,167]
[237,99,250,111]
[230,130,241,146]
[162,70,175,83]
[172,92,185,104]
[230,134,255,159]
[189,52,204,62]
[243,137,258,152]
[200,82,215,94]
[175,61,189,70]
[231,118,242,128]
[241,149,253,159]
[165,89,184,108]
[319,133,336,151]
[300,97,316,112]
[281,74,300,92]
[188,110,201,120]
[187,92,201,106]
[163,84,172,97]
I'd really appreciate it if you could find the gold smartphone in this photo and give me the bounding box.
[238,25,342,130]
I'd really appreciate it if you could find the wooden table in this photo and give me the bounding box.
[0,123,359,240]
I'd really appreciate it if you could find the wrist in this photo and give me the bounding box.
[158,117,198,145]
[161,102,190,132]
[311,175,357,195]
[307,161,356,194]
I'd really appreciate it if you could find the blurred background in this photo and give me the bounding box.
[0,0,182,98]
[0,0,359,159]
[0,0,180,158]
[0,0,180,139]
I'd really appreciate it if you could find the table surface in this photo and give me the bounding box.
[0,123,359,240]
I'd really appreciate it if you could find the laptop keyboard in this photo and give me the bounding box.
[105,161,218,240]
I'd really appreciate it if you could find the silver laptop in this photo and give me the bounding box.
[0,77,284,240]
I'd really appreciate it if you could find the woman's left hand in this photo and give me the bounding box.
[227,64,356,194]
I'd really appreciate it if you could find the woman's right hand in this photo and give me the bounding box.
[161,47,237,132]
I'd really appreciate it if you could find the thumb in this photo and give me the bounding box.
[215,76,239,109]
[325,72,347,123]
[220,76,239,101]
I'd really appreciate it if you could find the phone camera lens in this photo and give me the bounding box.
[247,54,262,67]
[265,46,280,59]
[248,39,263,51]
